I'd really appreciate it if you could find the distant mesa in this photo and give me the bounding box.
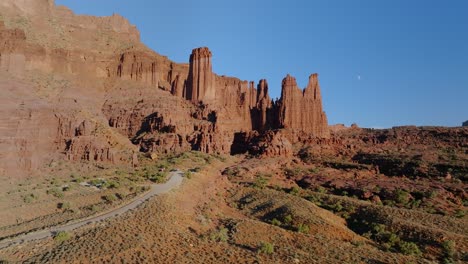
[463,120,468,127]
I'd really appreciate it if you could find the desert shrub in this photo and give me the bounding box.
[22,193,38,203]
[454,209,465,218]
[398,241,421,256]
[50,178,59,186]
[103,194,118,203]
[296,223,310,234]
[393,189,410,205]
[258,242,274,254]
[89,179,106,188]
[209,227,229,242]
[72,177,83,183]
[143,170,167,183]
[214,154,227,162]
[348,214,422,256]
[284,167,303,178]
[190,167,201,172]
[305,195,323,206]
[442,240,455,260]
[88,204,98,212]
[47,187,64,198]
[271,218,281,226]
[326,201,344,212]
[204,155,214,164]
[315,186,327,194]
[283,214,293,225]
[289,186,301,196]
[308,167,320,174]
[426,190,437,199]
[99,180,120,189]
[54,231,71,243]
[183,171,193,179]
[223,166,241,177]
[57,201,71,210]
[253,175,268,189]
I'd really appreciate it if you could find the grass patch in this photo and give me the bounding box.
[258,241,274,254]
[54,231,71,243]
[47,187,64,198]
[209,227,229,242]
[22,193,38,203]
[102,193,118,203]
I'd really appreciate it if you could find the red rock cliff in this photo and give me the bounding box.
[277,74,329,137]
[185,47,215,103]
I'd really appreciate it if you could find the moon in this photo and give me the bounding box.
[357,75,361,81]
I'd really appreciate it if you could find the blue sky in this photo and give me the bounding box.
[56,0,468,128]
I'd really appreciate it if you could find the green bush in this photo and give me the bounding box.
[271,218,281,226]
[72,177,83,183]
[89,179,106,188]
[209,227,229,242]
[223,167,240,177]
[103,193,118,203]
[283,214,293,225]
[289,186,300,196]
[394,189,410,205]
[315,186,327,194]
[47,187,64,198]
[22,193,38,203]
[183,171,193,179]
[442,240,455,259]
[357,222,422,256]
[191,167,201,172]
[308,167,320,174]
[284,167,303,178]
[296,223,310,234]
[258,241,274,254]
[253,176,268,189]
[57,201,71,210]
[454,209,465,218]
[54,231,71,243]
[105,180,120,189]
[398,241,421,256]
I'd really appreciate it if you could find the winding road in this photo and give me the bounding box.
[0,170,184,249]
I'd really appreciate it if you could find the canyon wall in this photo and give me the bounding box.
[0,0,330,177]
[108,47,329,155]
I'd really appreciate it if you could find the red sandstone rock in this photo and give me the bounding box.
[230,130,292,157]
[185,47,215,103]
[278,74,329,138]
[0,1,331,177]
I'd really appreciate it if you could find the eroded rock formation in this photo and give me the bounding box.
[108,45,330,157]
[278,74,329,137]
[185,47,215,103]
[0,0,330,177]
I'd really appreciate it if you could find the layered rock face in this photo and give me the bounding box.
[231,130,293,157]
[170,47,328,136]
[107,46,330,157]
[0,0,330,178]
[185,47,215,103]
[278,74,329,137]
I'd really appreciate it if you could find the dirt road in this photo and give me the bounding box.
[0,170,184,249]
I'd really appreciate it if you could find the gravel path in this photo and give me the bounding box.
[0,170,184,249]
